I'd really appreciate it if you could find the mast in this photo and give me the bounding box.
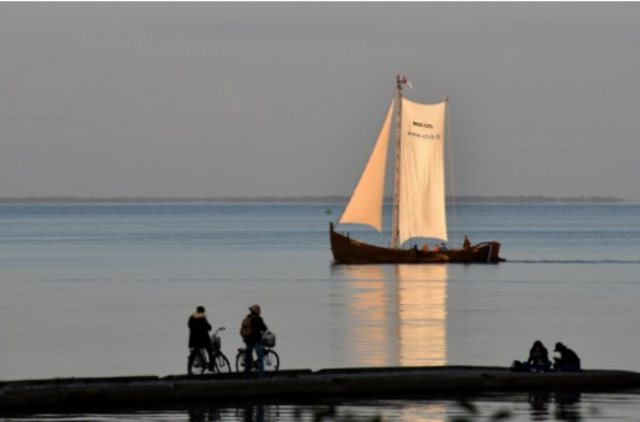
[391,75,405,249]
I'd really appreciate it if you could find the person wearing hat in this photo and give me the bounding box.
[187,305,214,375]
[240,304,268,375]
[553,342,581,372]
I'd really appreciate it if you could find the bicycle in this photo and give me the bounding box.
[190,327,232,375]
[235,331,280,373]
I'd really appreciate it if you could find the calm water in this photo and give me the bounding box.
[1,202,640,421]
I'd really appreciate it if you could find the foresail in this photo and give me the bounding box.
[398,98,448,245]
[339,100,394,231]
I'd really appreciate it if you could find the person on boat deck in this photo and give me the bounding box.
[553,342,581,372]
[463,235,471,250]
[188,306,214,375]
[526,340,552,372]
[421,244,429,253]
[241,304,269,375]
[439,243,448,251]
[433,244,440,252]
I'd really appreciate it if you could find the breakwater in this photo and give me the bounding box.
[2,366,640,411]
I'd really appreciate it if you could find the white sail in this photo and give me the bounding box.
[398,98,448,245]
[339,100,394,231]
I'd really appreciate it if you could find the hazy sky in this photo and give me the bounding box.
[1,3,639,199]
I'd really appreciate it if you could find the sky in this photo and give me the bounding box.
[1,3,639,200]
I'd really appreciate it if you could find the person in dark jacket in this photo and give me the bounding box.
[527,340,552,372]
[187,306,213,375]
[553,342,581,372]
[240,304,268,375]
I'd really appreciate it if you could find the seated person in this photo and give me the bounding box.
[527,340,552,372]
[553,342,581,372]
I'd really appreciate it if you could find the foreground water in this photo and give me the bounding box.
[1,202,640,421]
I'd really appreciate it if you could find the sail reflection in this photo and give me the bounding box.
[332,264,447,367]
[396,265,447,366]
[337,265,394,366]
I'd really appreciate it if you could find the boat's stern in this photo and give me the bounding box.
[486,241,505,263]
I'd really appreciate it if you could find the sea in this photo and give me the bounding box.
[1,201,640,421]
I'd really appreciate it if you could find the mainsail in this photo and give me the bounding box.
[398,98,448,245]
[339,95,448,245]
[338,100,394,232]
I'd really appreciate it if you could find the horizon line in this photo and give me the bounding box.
[0,195,629,204]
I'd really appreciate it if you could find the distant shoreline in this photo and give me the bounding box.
[0,195,628,204]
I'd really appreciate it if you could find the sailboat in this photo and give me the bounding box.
[329,76,503,264]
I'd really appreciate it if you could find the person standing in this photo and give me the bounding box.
[240,304,268,375]
[188,306,214,375]
[463,235,471,250]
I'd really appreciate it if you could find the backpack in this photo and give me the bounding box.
[510,360,525,372]
[240,315,255,339]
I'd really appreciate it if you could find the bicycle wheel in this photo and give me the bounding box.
[263,349,280,372]
[213,352,232,373]
[192,349,208,375]
[235,350,248,373]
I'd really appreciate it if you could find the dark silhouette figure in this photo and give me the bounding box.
[188,306,214,375]
[240,304,268,375]
[527,340,552,372]
[553,342,581,372]
[463,235,471,250]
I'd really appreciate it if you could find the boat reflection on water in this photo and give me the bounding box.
[396,264,447,366]
[331,264,447,367]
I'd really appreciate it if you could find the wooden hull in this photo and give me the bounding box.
[330,223,504,264]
